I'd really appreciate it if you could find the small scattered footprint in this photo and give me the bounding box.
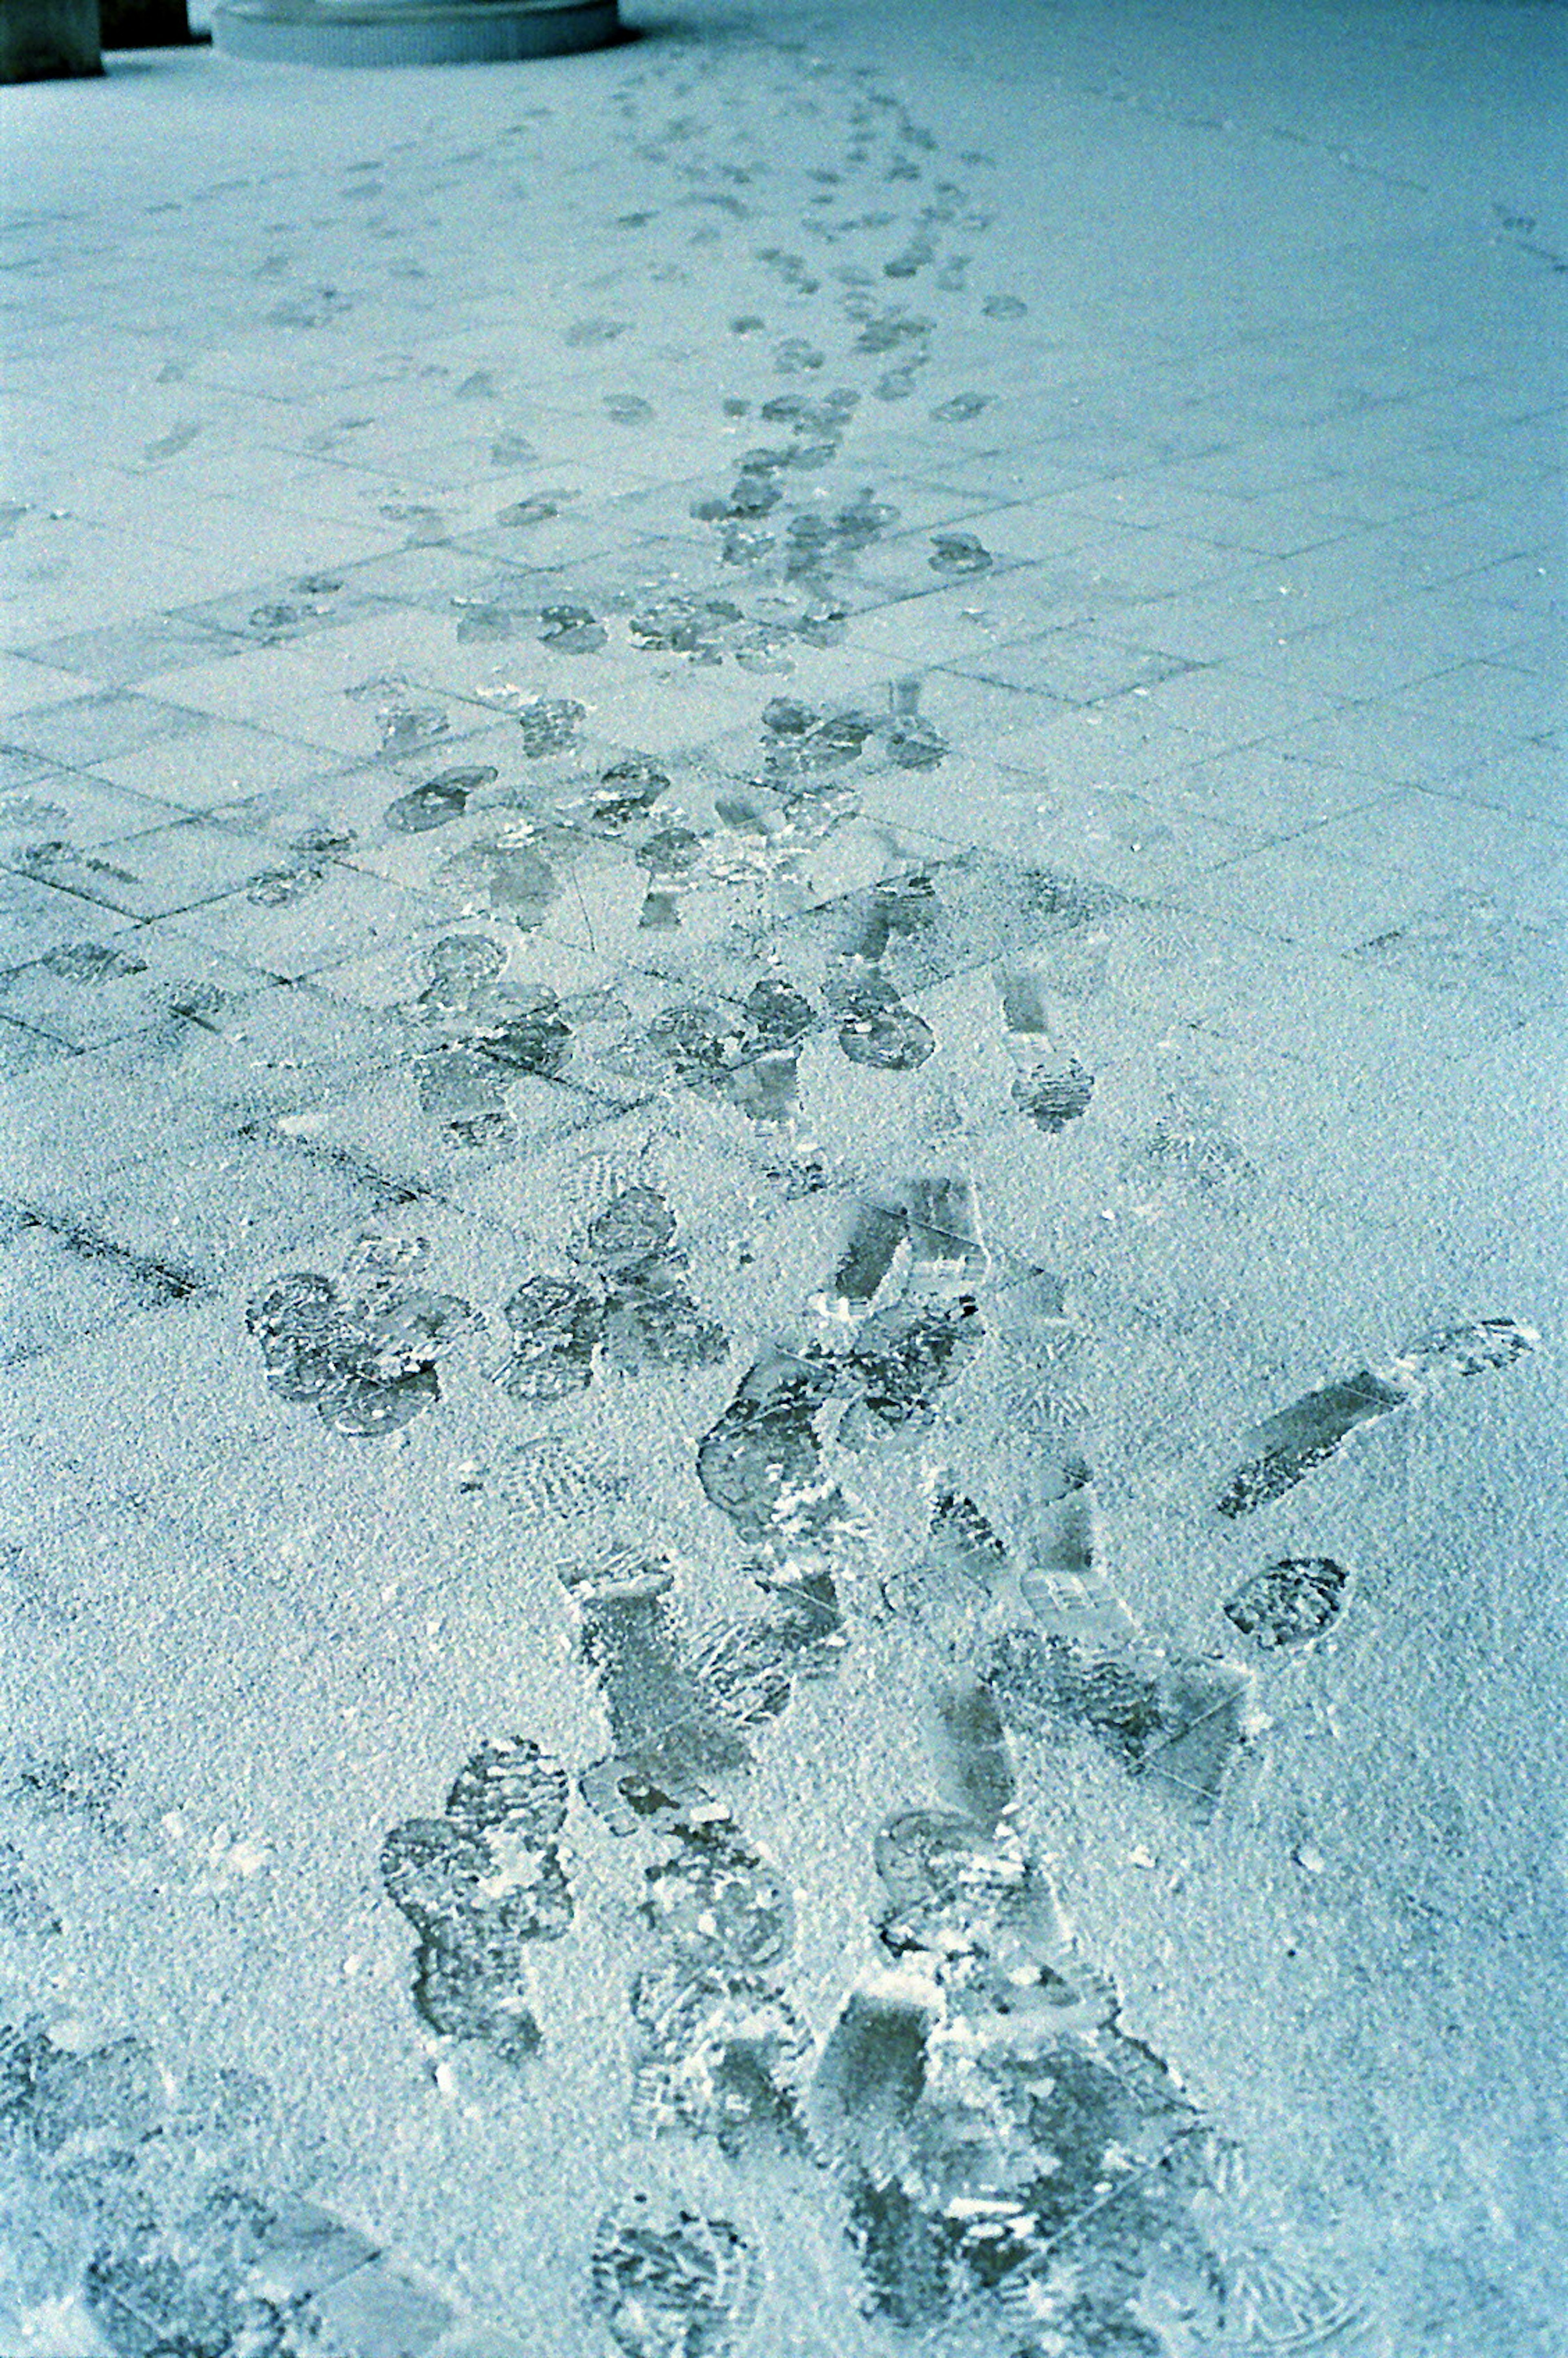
[539,602,607,653]
[928,528,991,576]
[931,390,991,421]
[385,763,497,833]
[512,695,586,756]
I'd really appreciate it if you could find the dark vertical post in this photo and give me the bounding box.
[0,0,103,76]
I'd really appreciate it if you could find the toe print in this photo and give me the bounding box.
[1225,1557,1350,1649]
[588,2199,762,2358]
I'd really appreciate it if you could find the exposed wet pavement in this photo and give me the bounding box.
[1,2,1565,2351]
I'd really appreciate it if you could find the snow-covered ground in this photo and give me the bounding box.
[0,4,1564,2353]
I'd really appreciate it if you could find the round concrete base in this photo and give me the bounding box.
[212,0,618,66]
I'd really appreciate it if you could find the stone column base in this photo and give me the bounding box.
[0,0,103,77]
[212,0,619,66]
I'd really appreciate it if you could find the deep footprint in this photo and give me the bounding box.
[812,1808,1217,2343]
[586,1187,729,1375]
[897,1469,1251,1819]
[696,1351,838,1542]
[379,1738,572,2063]
[1216,1317,1536,1517]
[633,1810,807,2149]
[1224,1556,1349,1649]
[829,965,935,1068]
[837,1295,986,1446]
[562,1553,816,2148]
[247,1270,476,1438]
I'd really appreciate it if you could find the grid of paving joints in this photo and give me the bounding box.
[0,8,1564,2356]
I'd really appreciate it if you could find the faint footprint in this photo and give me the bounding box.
[140,420,201,465]
[245,825,349,908]
[457,1430,627,1519]
[37,938,148,985]
[0,2017,436,2352]
[496,490,574,528]
[435,827,563,928]
[931,391,991,422]
[882,675,947,770]
[998,967,1095,1133]
[361,682,451,757]
[0,1839,58,1936]
[853,307,932,357]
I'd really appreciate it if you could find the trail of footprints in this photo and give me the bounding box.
[346,1159,1534,2349]
[7,39,1542,2358]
